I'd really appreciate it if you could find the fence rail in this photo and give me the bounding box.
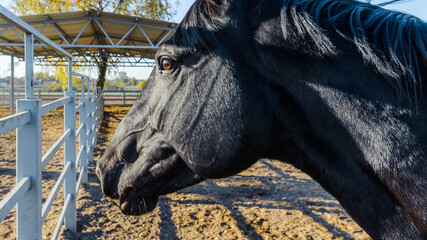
[0,111,30,134]
[0,5,104,240]
[0,177,31,223]
[0,87,140,108]
[41,96,71,115]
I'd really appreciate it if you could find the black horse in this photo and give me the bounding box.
[96,0,427,239]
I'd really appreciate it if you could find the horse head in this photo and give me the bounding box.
[97,0,427,239]
[97,0,277,214]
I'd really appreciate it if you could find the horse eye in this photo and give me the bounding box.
[160,58,174,71]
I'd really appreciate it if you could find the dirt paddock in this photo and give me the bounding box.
[0,107,370,239]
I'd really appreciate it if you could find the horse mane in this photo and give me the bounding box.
[176,0,427,106]
[282,0,427,106]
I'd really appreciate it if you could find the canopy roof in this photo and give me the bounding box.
[0,10,177,67]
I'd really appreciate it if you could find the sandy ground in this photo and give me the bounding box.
[0,107,370,240]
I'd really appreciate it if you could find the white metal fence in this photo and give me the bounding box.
[0,5,103,240]
[0,87,141,108]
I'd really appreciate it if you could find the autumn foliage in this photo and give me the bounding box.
[11,0,178,21]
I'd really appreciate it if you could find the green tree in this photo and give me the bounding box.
[104,79,116,89]
[114,71,129,89]
[10,0,178,89]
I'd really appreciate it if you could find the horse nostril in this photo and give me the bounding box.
[102,181,120,199]
[119,186,133,205]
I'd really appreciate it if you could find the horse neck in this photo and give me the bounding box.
[248,5,427,237]
[263,52,427,238]
[265,73,426,239]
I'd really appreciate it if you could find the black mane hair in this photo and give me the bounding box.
[176,0,427,106]
[282,0,427,106]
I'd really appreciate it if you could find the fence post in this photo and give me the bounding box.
[64,90,76,232]
[16,30,42,240]
[91,91,96,149]
[79,78,88,184]
[92,96,98,150]
[123,90,125,105]
[16,99,42,240]
[64,59,76,232]
[86,93,93,163]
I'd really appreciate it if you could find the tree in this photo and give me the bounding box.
[114,71,129,89]
[10,0,178,89]
[12,0,177,20]
[138,80,147,89]
[34,71,49,79]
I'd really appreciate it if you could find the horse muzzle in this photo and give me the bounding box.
[111,189,159,215]
[97,136,205,216]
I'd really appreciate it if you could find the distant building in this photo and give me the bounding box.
[34,78,43,86]
[0,78,9,86]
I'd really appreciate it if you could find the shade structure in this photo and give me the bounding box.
[0,9,178,67]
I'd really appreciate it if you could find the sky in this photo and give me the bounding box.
[0,0,425,80]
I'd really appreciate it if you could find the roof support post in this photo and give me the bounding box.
[68,58,72,90]
[86,77,93,163]
[9,55,14,114]
[24,33,34,99]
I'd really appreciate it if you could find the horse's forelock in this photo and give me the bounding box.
[281,0,426,107]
